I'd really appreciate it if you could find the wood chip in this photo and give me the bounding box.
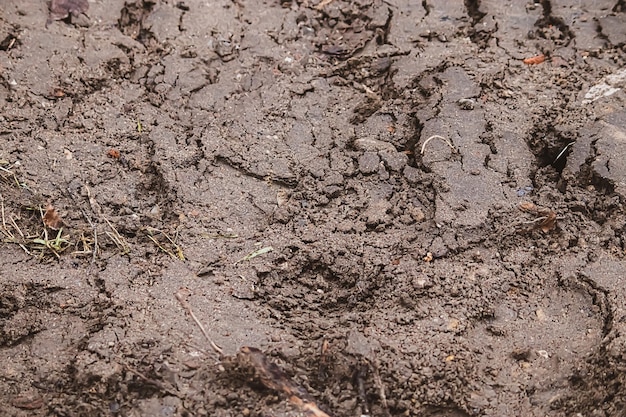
[523,54,546,65]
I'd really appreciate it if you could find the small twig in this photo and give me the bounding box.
[240,346,333,417]
[420,135,456,155]
[123,365,181,398]
[521,216,549,225]
[175,289,223,356]
[84,185,102,216]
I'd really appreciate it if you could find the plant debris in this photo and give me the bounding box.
[42,204,64,230]
[518,201,557,232]
[31,229,71,258]
[107,149,121,159]
[145,226,185,260]
[239,346,333,417]
[175,288,333,416]
[523,54,546,65]
[235,246,273,264]
[420,135,456,155]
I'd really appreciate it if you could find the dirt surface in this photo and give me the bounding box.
[1,0,626,416]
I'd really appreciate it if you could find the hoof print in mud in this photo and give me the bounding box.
[1,1,626,417]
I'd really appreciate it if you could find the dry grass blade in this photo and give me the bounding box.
[81,208,98,261]
[235,246,273,265]
[103,217,130,254]
[420,135,456,155]
[72,230,95,256]
[9,216,25,239]
[0,164,21,188]
[0,194,10,240]
[145,227,185,260]
[0,198,28,254]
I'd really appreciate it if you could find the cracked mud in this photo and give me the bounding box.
[1,1,626,416]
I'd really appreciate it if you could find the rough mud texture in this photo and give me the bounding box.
[1,1,625,416]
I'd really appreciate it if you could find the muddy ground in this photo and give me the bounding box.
[1,0,626,416]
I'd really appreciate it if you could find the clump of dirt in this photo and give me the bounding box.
[1,0,626,416]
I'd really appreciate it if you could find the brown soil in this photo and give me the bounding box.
[1,1,626,416]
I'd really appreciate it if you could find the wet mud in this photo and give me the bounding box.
[1,0,626,416]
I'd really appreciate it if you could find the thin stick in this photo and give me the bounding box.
[124,365,181,398]
[146,233,176,258]
[420,135,456,155]
[145,227,184,260]
[521,216,549,225]
[175,290,223,356]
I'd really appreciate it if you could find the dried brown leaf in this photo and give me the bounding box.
[43,204,64,230]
